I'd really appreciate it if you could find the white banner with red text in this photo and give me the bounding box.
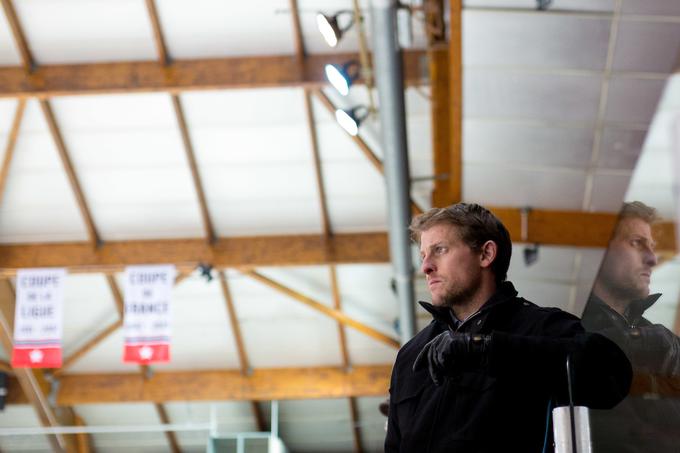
[11,268,66,368]
[123,264,175,364]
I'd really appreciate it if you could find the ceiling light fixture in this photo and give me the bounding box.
[324,61,360,96]
[316,11,355,48]
[335,106,369,136]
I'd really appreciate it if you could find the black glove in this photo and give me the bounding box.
[413,331,491,385]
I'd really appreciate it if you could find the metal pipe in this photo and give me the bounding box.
[371,0,416,343]
[271,400,279,439]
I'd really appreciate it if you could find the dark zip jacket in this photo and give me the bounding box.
[582,293,680,452]
[385,282,632,453]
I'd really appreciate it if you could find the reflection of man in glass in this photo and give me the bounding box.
[582,201,680,452]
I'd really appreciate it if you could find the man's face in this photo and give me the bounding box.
[597,217,658,302]
[419,223,483,307]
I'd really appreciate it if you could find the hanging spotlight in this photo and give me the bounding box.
[324,61,360,96]
[316,11,355,48]
[335,106,369,137]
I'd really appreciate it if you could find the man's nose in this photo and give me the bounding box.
[644,248,658,267]
[421,256,435,275]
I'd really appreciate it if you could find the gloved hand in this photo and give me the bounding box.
[413,331,491,385]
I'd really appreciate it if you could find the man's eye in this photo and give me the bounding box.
[435,246,446,254]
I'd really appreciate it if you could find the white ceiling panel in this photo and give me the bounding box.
[645,260,680,328]
[463,11,610,70]
[626,186,675,219]
[335,264,398,323]
[507,245,577,282]
[464,121,593,168]
[201,164,322,236]
[345,328,398,365]
[463,164,587,210]
[321,162,387,232]
[576,248,607,283]
[626,75,679,218]
[242,318,343,367]
[50,93,179,131]
[66,329,135,374]
[598,127,647,170]
[42,95,205,240]
[622,0,680,16]
[0,11,21,66]
[255,266,334,307]
[209,199,323,236]
[227,271,343,367]
[463,0,615,11]
[510,279,573,311]
[275,399,354,453]
[188,125,314,172]
[0,100,88,243]
[14,0,156,64]
[156,0,294,58]
[76,403,169,452]
[588,171,633,212]
[76,402,160,424]
[612,20,680,74]
[627,146,673,194]
[87,203,204,240]
[0,100,19,138]
[357,396,391,452]
[407,117,434,176]
[167,401,257,435]
[641,111,676,151]
[181,88,307,127]
[0,406,52,452]
[62,274,117,353]
[605,77,666,124]
[575,247,607,312]
[154,277,240,371]
[465,70,602,122]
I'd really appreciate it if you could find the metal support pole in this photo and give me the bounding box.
[271,400,279,439]
[372,0,416,343]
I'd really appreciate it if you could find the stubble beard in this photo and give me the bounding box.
[436,273,483,309]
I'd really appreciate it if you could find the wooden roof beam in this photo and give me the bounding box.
[171,95,216,244]
[0,212,673,274]
[7,365,392,405]
[145,0,169,66]
[0,51,427,99]
[429,0,461,205]
[0,232,390,275]
[6,367,680,404]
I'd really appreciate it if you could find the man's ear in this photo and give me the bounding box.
[479,240,497,269]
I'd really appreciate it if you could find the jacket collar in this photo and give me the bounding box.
[586,292,661,324]
[419,281,519,328]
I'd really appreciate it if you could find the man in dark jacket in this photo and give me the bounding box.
[581,201,680,452]
[385,203,632,453]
